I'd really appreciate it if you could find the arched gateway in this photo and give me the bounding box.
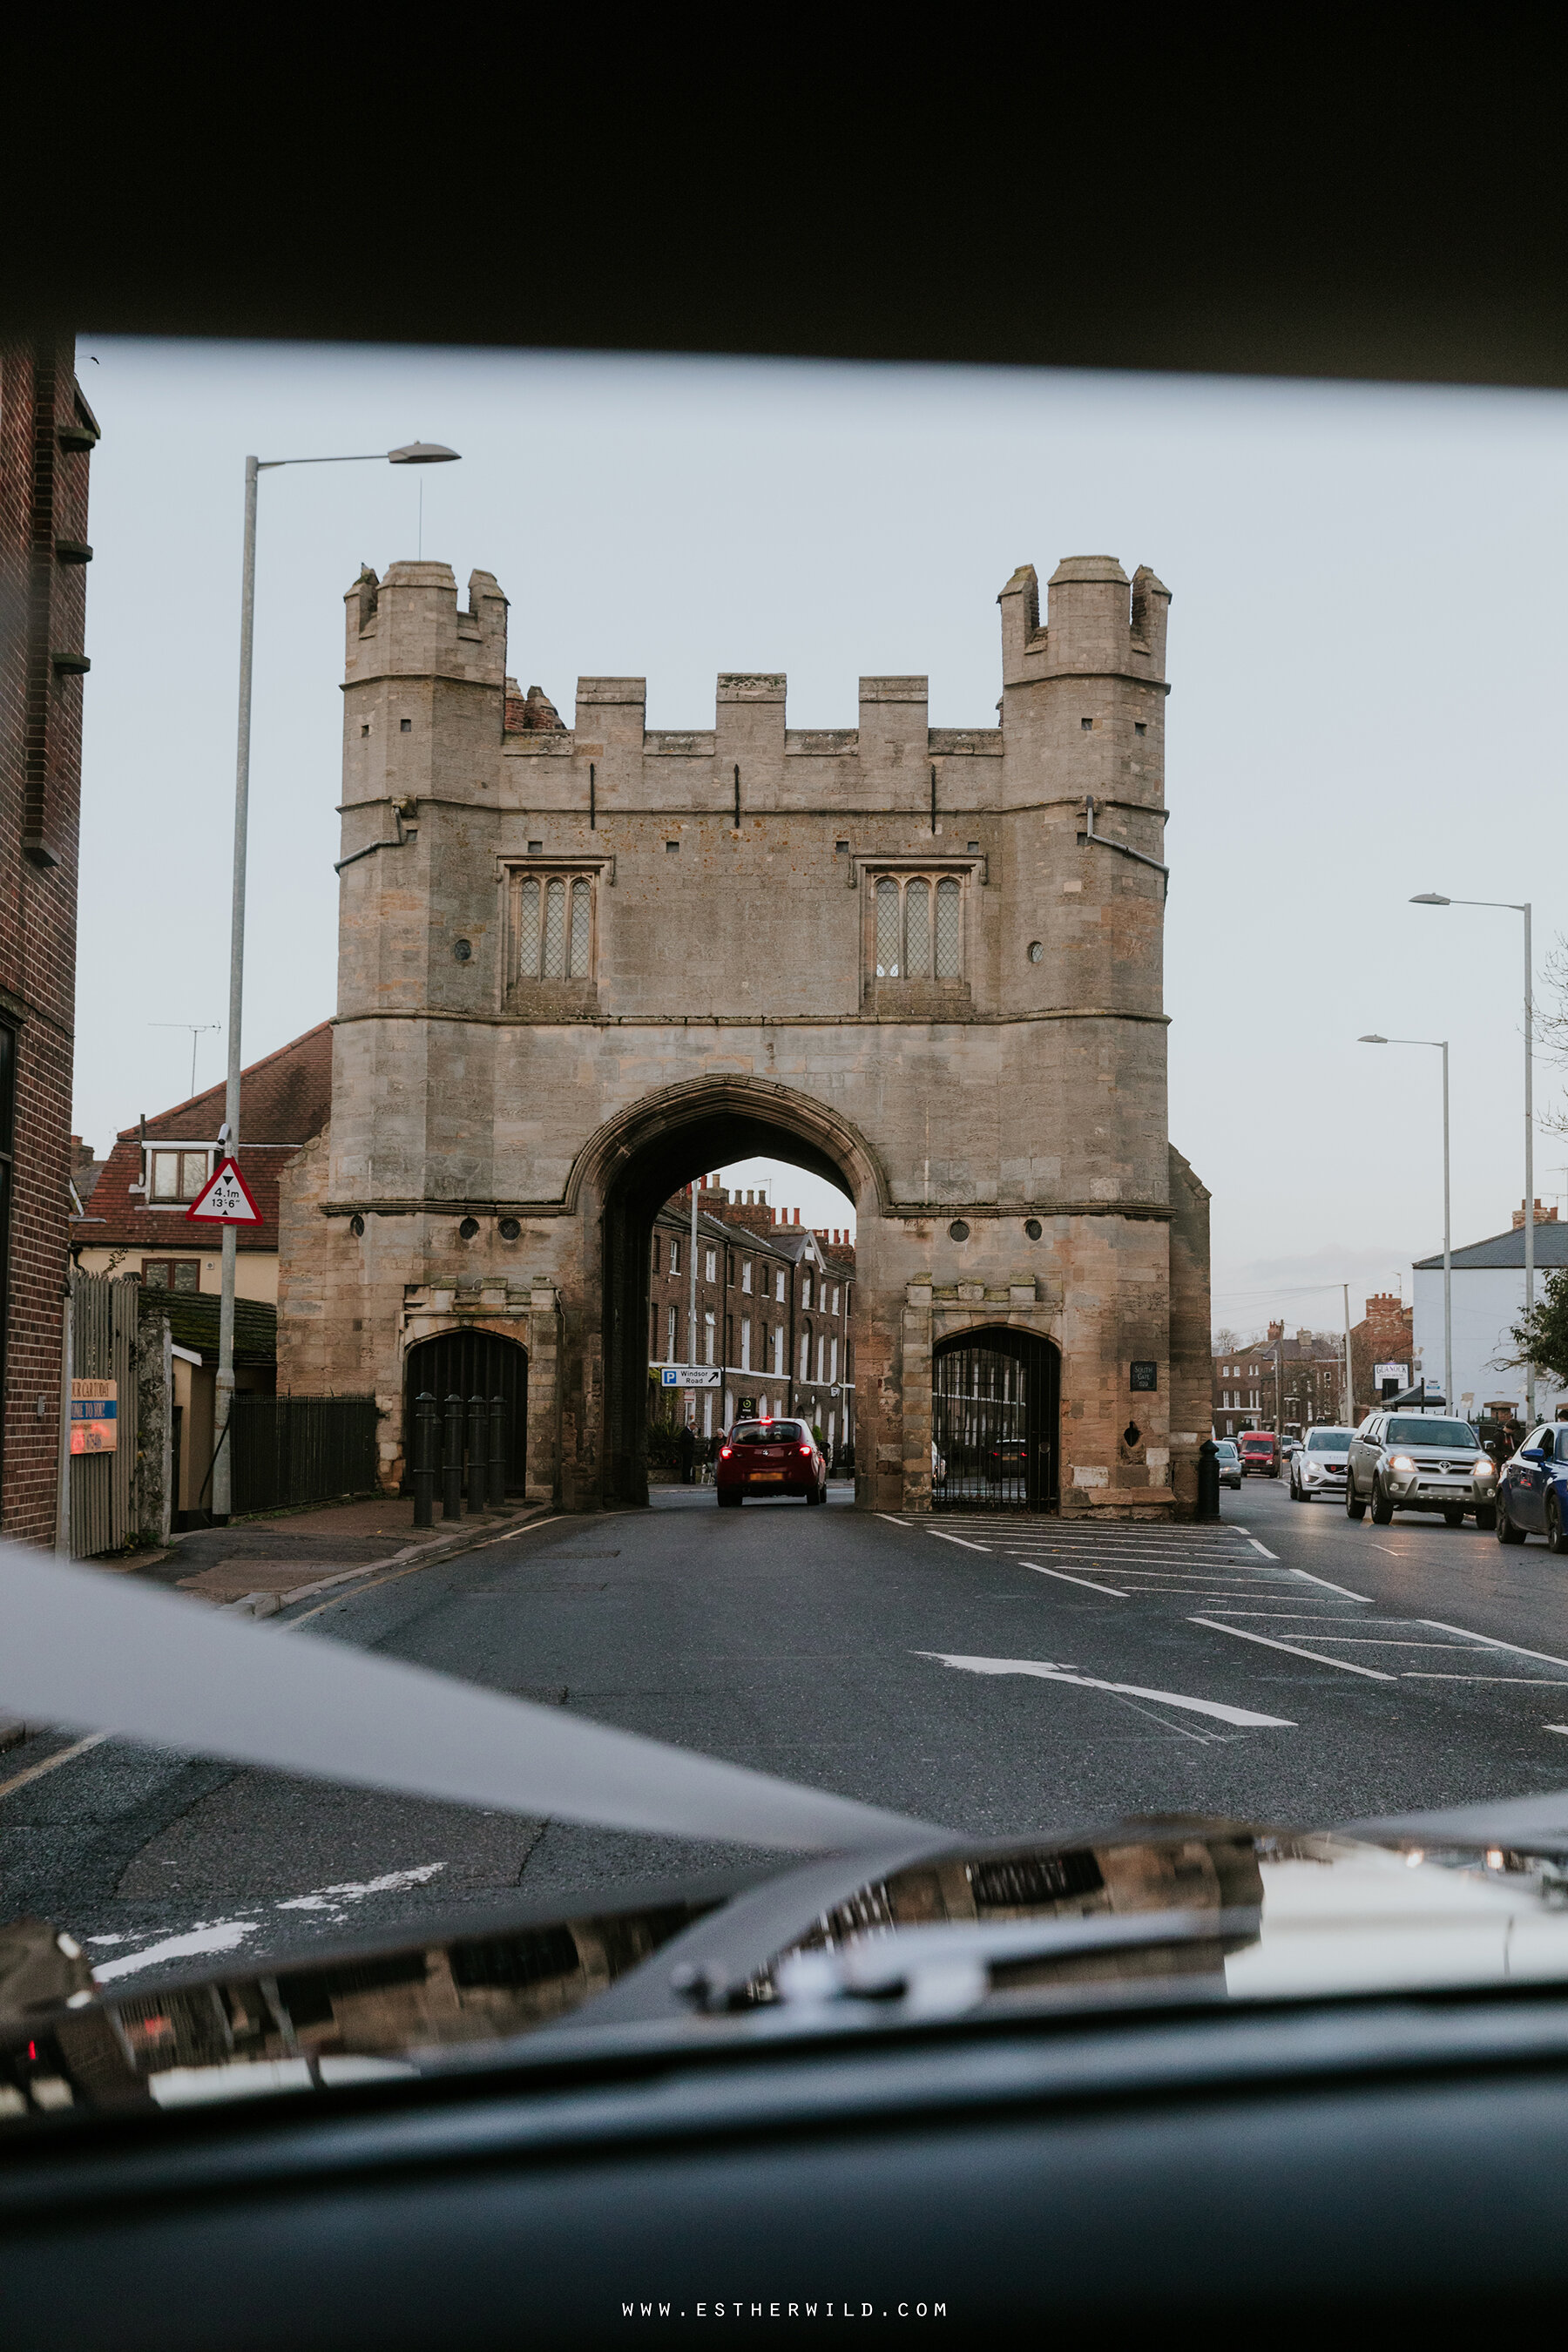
[277,553,1211,1517]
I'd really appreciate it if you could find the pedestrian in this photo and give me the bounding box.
[679,1421,695,1486]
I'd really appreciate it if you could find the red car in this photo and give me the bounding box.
[1238,1431,1280,1478]
[716,1417,828,1506]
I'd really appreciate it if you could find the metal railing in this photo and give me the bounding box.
[229,1395,381,1517]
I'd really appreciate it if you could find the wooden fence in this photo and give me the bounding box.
[69,1271,139,1558]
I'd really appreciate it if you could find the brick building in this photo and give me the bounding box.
[1213,1323,1347,1439]
[0,335,98,1545]
[646,1181,855,1458]
[71,1024,332,1302]
[1350,1291,1415,1419]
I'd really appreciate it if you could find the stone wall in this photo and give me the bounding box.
[279,552,1209,1514]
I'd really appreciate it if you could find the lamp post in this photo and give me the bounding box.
[1359,1033,1450,1408]
[1411,893,1533,1421]
[212,441,460,1523]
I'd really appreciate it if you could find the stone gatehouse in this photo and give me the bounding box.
[276,551,1211,1516]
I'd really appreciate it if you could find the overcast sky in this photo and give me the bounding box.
[73,341,1568,1331]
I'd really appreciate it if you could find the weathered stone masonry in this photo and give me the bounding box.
[277,552,1211,1515]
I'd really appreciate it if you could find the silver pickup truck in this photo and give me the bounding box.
[1344,1409,1497,1529]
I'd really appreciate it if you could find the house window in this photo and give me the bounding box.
[829,1335,839,1382]
[143,1259,201,1292]
[815,1332,826,1382]
[514,871,594,980]
[670,1237,680,1275]
[741,1260,752,1294]
[873,872,963,981]
[704,1310,716,1365]
[802,1276,812,1310]
[800,1328,811,1380]
[832,1285,841,1315]
[706,1248,717,1284]
[774,1268,785,1302]
[772,1324,785,1375]
[740,1316,752,1371]
[149,1149,212,1202]
[667,1305,677,1360]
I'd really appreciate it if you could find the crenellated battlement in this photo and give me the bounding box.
[343,560,507,687]
[999,556,1170,688]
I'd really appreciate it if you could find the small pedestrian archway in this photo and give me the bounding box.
[403,1330,528,1497]
[931,1326,1060,1512]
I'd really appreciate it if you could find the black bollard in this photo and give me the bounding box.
[412,1391,437,1529]
[1196,1437,1220,1523]
[468,1393,488,1514]
[488,1393,506,1509]
[443,1393,464,1520]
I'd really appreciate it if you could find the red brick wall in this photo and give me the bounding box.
[0,335,93,1544]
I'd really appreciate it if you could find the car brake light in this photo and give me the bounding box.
[719,1445,732,1460]
[799,1443,813,1456]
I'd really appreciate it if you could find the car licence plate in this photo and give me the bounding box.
[752,1470,785,1482]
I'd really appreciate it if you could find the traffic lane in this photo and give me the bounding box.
[1230,1476,1568,1664]
[13,1495,1568,1987]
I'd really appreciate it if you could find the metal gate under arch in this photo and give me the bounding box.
[403,1331,528,1497]
[932,1328,1058,1511]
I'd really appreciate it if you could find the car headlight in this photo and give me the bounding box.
[1474,1456,1496,1478]
[1388,1454,1416,1472]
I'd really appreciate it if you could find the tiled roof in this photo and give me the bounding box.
[1414,1223,1568,1271]
[71,1024,332,1258]
[143,1286,277,1367]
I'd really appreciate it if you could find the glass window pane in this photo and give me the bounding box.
[936,877,961,977]
[173,1260,201,1292]
[544,879,566,977]
[517,878,540,978]
[904,878,931,977]
[180,1152,207,1197]
[875,876,900,977]
[569,879,591,977]
[152,1152,178,1200]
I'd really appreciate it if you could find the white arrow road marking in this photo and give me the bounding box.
[1191,1617,1396,1680]
[1017,1561,1129,1598]
[915,1652,1295,1729]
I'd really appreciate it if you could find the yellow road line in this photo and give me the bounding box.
[0,1731,111,1804]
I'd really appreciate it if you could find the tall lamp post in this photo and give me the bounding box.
[212,440,460,1523]
[1411,893,1533,1422]
[1359,1033,1450,1408]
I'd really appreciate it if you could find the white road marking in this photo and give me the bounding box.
[1017,1561,1130,1598]
[1421,1619,1568,1674]
[276,1863,446,1912]
[927,1531,993,1552]
[93,1920,261,1983]
[916,1652,1294,1728]
[1402,1674,1568,1684]
[1247,1538,1280,1559]
[878,1516,913,1527]
[1190,1617,1396,1681]
[0,1730,110,1805]
[1546,1726,1568,1736]
[1284,1567,1375,1602]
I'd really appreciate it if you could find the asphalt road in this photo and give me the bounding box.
[10,1476,1568,1989]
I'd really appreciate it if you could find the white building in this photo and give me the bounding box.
[1413,1218,1568,1423]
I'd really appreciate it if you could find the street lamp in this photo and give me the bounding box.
[213,440,461,1522]
[1411,892,1534,1419]
[1359,1033,1450,1408]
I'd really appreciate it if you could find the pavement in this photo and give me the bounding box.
[8,1475,1568,1989]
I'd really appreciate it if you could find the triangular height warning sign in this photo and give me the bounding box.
[186,1156,262,1225]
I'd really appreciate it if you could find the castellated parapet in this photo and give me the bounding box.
[280,554,1207,1517]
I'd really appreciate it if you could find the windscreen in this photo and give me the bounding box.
[1384,1419,1480,1448]
[733,1422,807,1444]
[1306,1429,1353,1451]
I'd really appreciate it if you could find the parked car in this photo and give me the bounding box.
[1238,1432,1279,1478]
[716,1417,828,1506]
[1289,1425,1354,1504]
[1280,1436,1301,1463]
[1345,1410,1497,1529]
[931,1437,947,1484]
[1213,1438,1242,1490]
[986,1439,1029,1482]
[1495,1422,1568,1548]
